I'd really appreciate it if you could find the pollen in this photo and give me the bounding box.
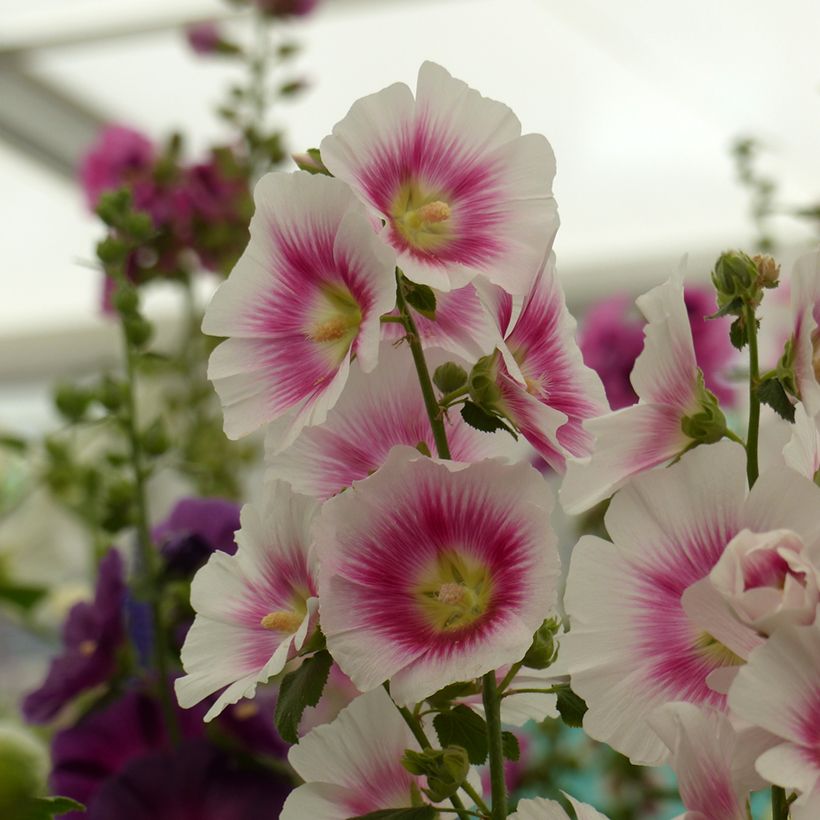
[437,582,468,606]
[409,200,451,227]
[311,317,351,343]
[259,610,303,633]
[78,639,97,656]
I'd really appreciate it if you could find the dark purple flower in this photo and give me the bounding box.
[88,740,290,820]
[578,294,645,410]
[185,22,222,55]
[684,284,737,406]
[23,550,126,724]
[153,497,240,577]
[79,126,154,211]
[254,0,318,17]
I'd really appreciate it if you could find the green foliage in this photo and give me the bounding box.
[729,316,747,350]
[756,376,796,423]
[350,809,437,820]
[433,704,488,765]
[501,731,520,762]
[461,401,517,438]
[554,684,588,728]
[402,746,470,802]
[403,281,437,320]
[523,617,561,670]
[14,797,85,819]
[274,650,333,744]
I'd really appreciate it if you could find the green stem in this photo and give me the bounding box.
[439,385,470,409]
[725,428,746,446]
[496,661,523,695]
[500,686,559,698]
[460,781,492,817]
[395,271,451,459]
[118,322,180,744]
[771,786,788,820]
[481,672,507,819]
[745,303,761,488]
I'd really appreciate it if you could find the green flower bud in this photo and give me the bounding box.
[54,383,91,423]
[680,371,729,445]
[96,236,128,266]
[113,285,139,317]
[468,353,504,412]
[402,746,469,803]
[0,724,47,810]
[711,250,760,315]
[523,616,561,669]
[433,362,468,395]
[124,316,153,349]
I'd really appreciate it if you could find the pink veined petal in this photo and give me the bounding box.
[283,688,419,820]
[320,61,558,295]
[316,447,560,705]
[791,249,820,415]
[202,171,396,441]
[783,404,820,481]
[510,795,610,820]
[175,482,319,720]
[559,402,692,514]
[266,343,511,499]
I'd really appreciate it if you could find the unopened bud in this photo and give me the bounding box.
[0,725,47,810]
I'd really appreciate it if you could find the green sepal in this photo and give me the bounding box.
[13,796,85,819]
[432,704,488,765]
[402,745,470,802]
[680,372,730,445]
[403,281,437,320]
[293,148,331,176]
[522,617,561,670]
[274,649,333,744]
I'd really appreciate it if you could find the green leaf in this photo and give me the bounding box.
[433,704,488,765]
[293,148,331,176]
[432,362,468,395]
[554,684,587,728]
[707,296,744,320]
[403,282,437,320]
[460,402,517,439]
[425,680,478,709]
[0,582,47,612]
[350,808,437,820]
[16,796,85,819]
[756,377,796,423]
[501,731,520,761]
[729,316,747,351]
[274,650,333,743]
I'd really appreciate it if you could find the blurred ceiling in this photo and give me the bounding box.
[1,0,819,371]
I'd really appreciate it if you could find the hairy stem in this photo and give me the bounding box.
[745,303,761,488]
[395,271,451,459]
[771,786,788,820]
[482,672,507,819]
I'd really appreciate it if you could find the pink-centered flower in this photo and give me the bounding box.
[784,404,820,481]
[202,171,396,446]
[562,440,820,764]
[790,249,820,415]
[175,481,319,721]
[482,253,608,471]
[316,447,560,705]
[510,795,609,820]
[561,276,717,514]
[281,688,422,819]
[728,618,820,806]
[320,61,558,295]
[265,342,511,499]
[648,703,772,820]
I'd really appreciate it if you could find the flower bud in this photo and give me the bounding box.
[522,616,561,669]
[402,746,470,803]
[0,724,47,810]
[468,353,503,412]
[711,250,759,314]
[752,253,781,288]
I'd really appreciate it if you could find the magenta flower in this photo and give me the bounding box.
[185,22,222,55]
[266,342,511,499]
[321,61,558,294]
[79,125,154,211]
[316,447,560,705]
[202,171,396,446]
[23,550,125,724]
[789,249,820,415]
[562,440,820,764]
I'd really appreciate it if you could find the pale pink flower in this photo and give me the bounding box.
[202,171,396,447]
[562,440,820,764]
[790,249,820,415]
[510,794,609,819]
[175,481,319,721]
[185,22,222,55]
[561,276,717,514]
[648,703,772,820]
[728,618,820,806]
[784,403,820,481]
[481,253,608,471]
[320,61,558,295]
[316,447,560,705]
[281,688,421,819]
[265,342,511,499]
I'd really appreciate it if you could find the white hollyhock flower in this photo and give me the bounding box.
[510,794,609,819]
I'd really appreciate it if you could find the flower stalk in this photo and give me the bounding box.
[482,672,507,819]
[744,302,761,488]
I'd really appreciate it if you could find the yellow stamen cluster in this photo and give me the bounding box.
[405,200,452,230]
[259,610,303,634]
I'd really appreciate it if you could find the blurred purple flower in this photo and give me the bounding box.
[578,294,645,410]
[185,22,222,55]
[254,0,318,17]
[88,739,290,820]
[23,550,126,724]
[579,285,737,411]
[79,125,154,211]
[153,497,240,577]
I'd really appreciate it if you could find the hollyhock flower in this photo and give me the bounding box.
[380,282,504,363]
[320,61,558,295]
[153,496,240,577]
[88,739,291,820]
[561,276,725,514]
[282,688,424,818]
[578,294,646,410]
[562,440,820,764]
[175,481,320,720]
[784,403,820,481]
[510,795,609,819]
[185,22,222,55]
[202,171,396,445]
[266,342,510,499]
[79,125,154,210]
[648,703,772,820]
[789,249,820,415]
[316,447,559,705]
[480,253,608,471]
[728,618,820,805]
[299,663,361,735]
[23,549,125,723]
